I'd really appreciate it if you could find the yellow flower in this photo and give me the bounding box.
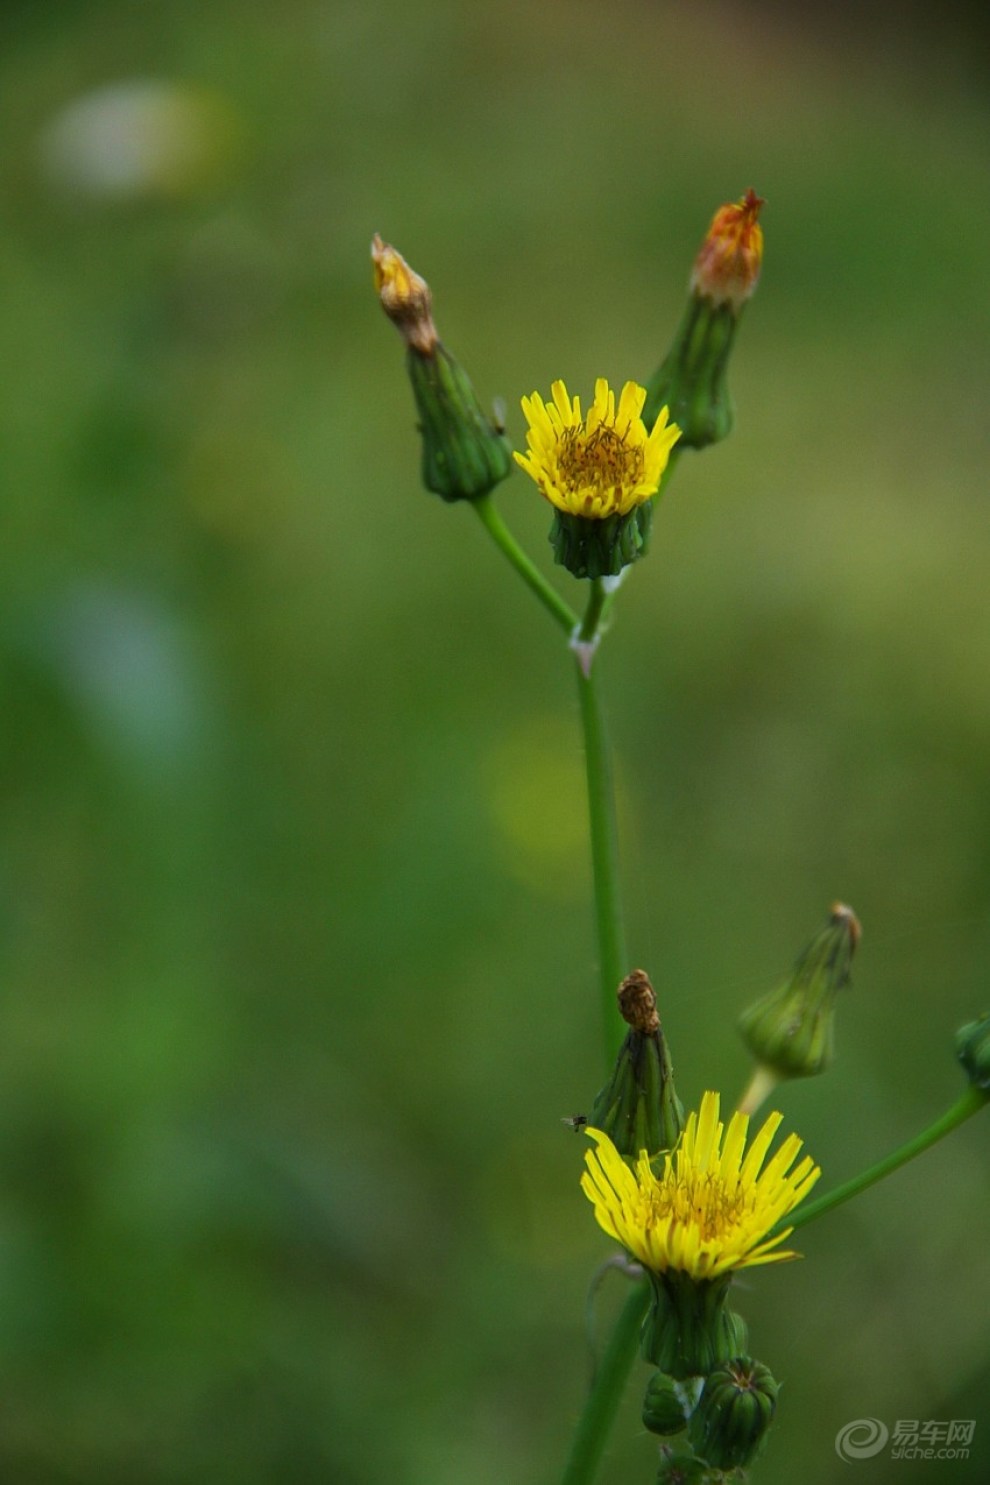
[581,1090,820,1280]
[514,378,680,519]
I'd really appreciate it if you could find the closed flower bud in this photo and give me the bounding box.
[372,235,512,503]
[589,969,684,1161]
[643,190,764,449]
[956,1013,990,1094]
[642,1370,701,1436]
[655,1447,718,1484]
[738,904,860,1093]
[406,345,513,502]
[688,1356,778,1471]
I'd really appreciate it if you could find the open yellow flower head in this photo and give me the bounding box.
[690,188,765,310]
[514,378,680,520]
[581,1090,820,1281]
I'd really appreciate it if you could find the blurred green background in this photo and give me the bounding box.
[1,2,989,1481]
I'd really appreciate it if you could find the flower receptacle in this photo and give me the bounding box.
[642,1272,748,1382]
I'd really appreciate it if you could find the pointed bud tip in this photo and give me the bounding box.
[829,901,862,951]
[370,233,438,353]
[618,968,661,1034]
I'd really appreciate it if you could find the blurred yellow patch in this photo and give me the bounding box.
[483,718,589,897]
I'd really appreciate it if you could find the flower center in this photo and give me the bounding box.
[650,1174,752,1243]
[556,424,643,504]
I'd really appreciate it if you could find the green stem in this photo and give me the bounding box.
[578,577,608,644]
[575,582,627,1063]
[472,495,578,634]
[778,1086,987,1238]
[560,1281,648,1485]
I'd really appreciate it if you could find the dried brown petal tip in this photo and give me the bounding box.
[370,233,438,354]
[618,969,661,1035]
[829,901,862,951]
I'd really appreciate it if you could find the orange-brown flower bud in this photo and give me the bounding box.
[690,188,765,311]
[643,190,765,447]
[371,233,438,354]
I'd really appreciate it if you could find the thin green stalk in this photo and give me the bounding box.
[575,581,627,1062]
[472,494,578,634]
[560,1281,648,1485]
[578,577,608,644]
[777,1086,986,1238]
[467,520,637,1467]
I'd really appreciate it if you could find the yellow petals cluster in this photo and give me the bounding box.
[581,1090,820,1280]
[514,378,680,520]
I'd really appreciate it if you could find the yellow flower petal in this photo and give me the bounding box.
[514,376,681,519]
[581,1092,820,1281]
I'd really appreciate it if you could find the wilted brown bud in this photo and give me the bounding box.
[371,233,438,354]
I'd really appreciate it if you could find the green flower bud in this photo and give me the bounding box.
[643,297,736,451]
[956,1013,990,1094]
[654,1447,722,1484]
[642,1371,702,1437]
[643,191,764,449]
[372,234,512,503]
[688,1357,778,1471]
[589,969,684,1161]
[642,1272,748,1382]
[738,903,860,1086]
[406,345,512,502]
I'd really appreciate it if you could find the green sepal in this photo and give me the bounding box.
[642,1273,748,1381]
[643,296,738,450]
[407,344,512,502]
[590,1023,684,1163]
[688,1356,779,1471]
[548,504,651,579]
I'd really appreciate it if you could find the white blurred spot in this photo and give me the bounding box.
[40,79,240,200]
